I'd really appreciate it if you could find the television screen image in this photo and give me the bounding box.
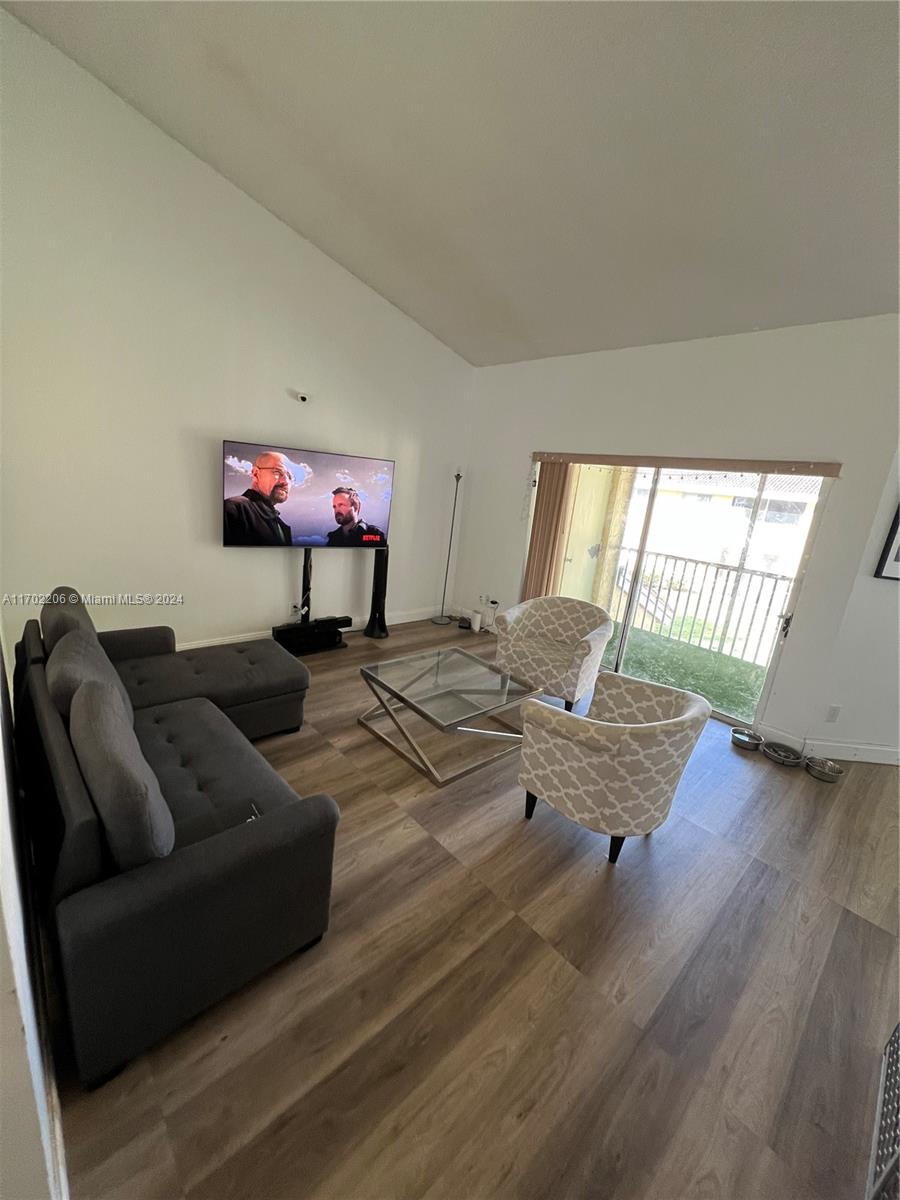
[223,440,394,548]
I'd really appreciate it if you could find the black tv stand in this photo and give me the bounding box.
[273,615,350,656]
[273,548,351,656]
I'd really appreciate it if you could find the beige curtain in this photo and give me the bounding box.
[521,461,575,600]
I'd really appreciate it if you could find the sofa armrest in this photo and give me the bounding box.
[495,602,530,638]
[97,626,176,661]
[521,697,622,754]
[58,792,338,934]
[578,618,615,655]
[536,701,707,751]
[56,793,339,1082]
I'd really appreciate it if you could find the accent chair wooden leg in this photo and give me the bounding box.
[564,700,574,712]
[608,836,625,863]
[525,791,538,819]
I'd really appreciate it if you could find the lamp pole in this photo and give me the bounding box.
[432,472,462,625]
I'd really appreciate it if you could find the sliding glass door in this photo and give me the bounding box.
[555,462,825,722]
[557,464,655,669]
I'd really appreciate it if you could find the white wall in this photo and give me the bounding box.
[805,449,899,762]
[456,316,899,759]
[0,13,471,651]
[0,876,58,1200]
[1,930,54,1200]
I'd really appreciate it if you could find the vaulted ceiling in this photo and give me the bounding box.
[5,2,897,365]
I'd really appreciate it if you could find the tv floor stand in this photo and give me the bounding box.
[272,548,351,656]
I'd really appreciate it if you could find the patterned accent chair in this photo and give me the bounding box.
[494,597,614,710]
[519,672,710,862]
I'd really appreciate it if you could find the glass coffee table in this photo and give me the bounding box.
[358,646,540,786]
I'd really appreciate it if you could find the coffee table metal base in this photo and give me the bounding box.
[358,675,524,787]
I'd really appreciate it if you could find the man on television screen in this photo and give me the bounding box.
[223,451,293,546]
[326,487,386,547]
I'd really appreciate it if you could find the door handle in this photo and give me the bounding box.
[777,612,793,638]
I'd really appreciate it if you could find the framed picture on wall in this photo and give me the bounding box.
[875,506,900,580]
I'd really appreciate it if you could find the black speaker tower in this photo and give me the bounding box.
[364,547,389,639]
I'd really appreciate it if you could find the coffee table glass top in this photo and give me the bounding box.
[361,646,539,730]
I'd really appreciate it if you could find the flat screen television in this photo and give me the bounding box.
[223,440,393,548]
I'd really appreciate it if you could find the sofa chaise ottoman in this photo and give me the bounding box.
[34,586,311,740]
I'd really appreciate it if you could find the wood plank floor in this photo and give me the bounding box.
[58,620,899,1200]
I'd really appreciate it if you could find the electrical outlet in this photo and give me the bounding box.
[825,705,841,724]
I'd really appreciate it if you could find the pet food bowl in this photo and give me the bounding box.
[762,741,804,767]
[731,728,763,751]
[804,756,845,783]
[763,739,806,768]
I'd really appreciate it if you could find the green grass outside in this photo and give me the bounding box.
[601,623,766,723]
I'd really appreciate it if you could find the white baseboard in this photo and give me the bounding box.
[756,721,899,766]
[377,605,445,628]
[802,738,900,767]
[755,722,804,752]
[176,606,443,651]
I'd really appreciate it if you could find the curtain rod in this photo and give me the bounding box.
[531,452,841,478]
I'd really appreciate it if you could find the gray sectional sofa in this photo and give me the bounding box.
[14,588,339,1086]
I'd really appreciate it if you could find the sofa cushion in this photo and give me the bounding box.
[46,629,134,720]
[40,586,97,653]
[134,697,301,848]
[116,639,310,712]
[20,660,108,900]
[69,681,175,872]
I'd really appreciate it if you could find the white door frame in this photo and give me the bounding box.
[752,476,834,732]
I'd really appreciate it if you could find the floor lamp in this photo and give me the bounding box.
[432,472,462,625]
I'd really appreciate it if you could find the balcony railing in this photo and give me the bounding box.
[611,548,792,667]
